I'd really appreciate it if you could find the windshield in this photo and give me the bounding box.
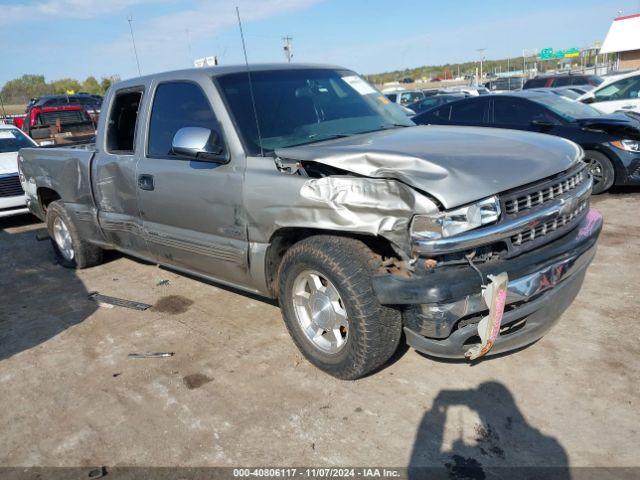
[531,94,602,120]
[216,69,414,155]
[0,128,34,153]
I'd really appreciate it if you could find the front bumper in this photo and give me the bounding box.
[372,208,602,358]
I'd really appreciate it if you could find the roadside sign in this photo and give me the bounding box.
[539,47,580,60]
[539,48,554,60]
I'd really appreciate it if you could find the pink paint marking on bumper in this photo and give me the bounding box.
[578,208,602,239]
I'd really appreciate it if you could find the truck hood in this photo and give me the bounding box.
[0,151,19,176]
[276,125,582,209]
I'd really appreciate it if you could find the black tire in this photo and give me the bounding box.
[46,200,103,269]
[278,235,402,380]
[584,150,615,194]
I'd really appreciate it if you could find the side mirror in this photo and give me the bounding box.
[171,126,228,163]
[531,119,555,129]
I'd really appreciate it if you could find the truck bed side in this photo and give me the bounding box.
[19,145,108,246]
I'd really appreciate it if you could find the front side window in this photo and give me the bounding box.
[0,128,35,153]
[147,82,218,158]
[594,76,640,102]
[106,89,143,153]
[217,69,413,155]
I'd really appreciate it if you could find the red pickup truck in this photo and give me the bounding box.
[21,95,97,146]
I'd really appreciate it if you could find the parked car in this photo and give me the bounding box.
[384,90,425,106]
[19,64,602,379]
[21,96,96,146]
[0,124,37,217]
[26,94,103,122]
[485,77,525,92]
[444,85,490,96]
[530,87,583,100]
[523,73,603,89]
[407,93,468,115]
[578,70,640,115]
[413,91,640,193]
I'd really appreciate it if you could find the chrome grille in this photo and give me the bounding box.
[504,168,586,215]
[0,174,23,198]
[511,200,588,246]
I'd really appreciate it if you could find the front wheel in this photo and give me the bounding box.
[278,235,402,380]
[584,150,615,194]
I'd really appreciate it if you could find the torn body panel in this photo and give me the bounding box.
[276,125,582,209]
[243,157,438,257]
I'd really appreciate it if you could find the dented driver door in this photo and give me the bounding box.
[136,79,249,286]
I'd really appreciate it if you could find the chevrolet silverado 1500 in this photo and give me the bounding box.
[18,64,602,379]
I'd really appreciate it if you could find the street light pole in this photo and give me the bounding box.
[282,36,293,63]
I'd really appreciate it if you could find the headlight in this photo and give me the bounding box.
[611,140,640,153]
[411,196,501,239]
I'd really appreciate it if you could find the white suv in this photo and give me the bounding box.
[579,70,640,114]
[0,124,37,218]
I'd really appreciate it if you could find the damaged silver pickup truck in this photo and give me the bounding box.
[18,64,602,379]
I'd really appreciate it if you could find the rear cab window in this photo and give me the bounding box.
[106,88,144,154]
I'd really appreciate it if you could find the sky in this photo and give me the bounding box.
[1,0,639,87]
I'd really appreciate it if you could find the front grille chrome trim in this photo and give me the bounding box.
[412,175,593,256]
[504,167,586,215]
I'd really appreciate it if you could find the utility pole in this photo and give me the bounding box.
[127,15,142,76]
[476,48,486,84]
[282,36,293,63]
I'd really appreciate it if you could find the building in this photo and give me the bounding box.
[599,13,640,69]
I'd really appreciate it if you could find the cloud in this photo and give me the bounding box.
[0,0,165,25]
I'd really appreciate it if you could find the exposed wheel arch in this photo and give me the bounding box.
[37,187,61,213]
[264,227,399,297]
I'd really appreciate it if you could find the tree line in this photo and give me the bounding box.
[0,74,120,106]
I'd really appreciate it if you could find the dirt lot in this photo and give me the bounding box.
[1,189,639,473]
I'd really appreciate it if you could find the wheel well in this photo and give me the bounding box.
[37,188,61,213]
[264,228,399,297]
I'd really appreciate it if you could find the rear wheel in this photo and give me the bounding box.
[46,200,103,269]
[278,235,402,380]
[584,150,615,194]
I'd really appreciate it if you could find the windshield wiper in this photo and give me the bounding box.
[285,133,354,148]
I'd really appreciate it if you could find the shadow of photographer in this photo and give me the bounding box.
[408,381,569,480]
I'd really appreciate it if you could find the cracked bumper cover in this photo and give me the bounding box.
[371,208,603,359]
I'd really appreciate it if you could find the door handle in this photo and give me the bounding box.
[621,105,634,109]
[137,174,155,191]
